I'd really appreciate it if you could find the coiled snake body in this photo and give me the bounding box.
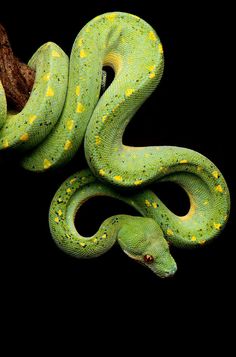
[0,12,230,278]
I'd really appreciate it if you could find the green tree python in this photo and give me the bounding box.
[0,12,230,278]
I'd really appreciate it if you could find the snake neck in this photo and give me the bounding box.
[49,170,178,278]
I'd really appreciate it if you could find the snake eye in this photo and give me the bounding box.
[143,254,154,263]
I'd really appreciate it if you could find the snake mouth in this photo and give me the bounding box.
[150,262,177,279]
[161,267,177,278]
[123,250,177,278]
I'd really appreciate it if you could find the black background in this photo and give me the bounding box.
[0,0,234,344]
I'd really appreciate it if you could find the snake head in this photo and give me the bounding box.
[117,216,177,278]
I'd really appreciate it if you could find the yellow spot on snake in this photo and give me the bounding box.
[46,87,54,97]
[149,31,157,41]
[43,159,52,169]
[152,202,158,209]
[145,199,151,207]
[52,50,61,57]
[80,49,87,58]
[77,38,83,47]
[3,139,9,148]
[79,242,86,247]
[212,171,220,179]
[224,214,228,221]
[199,240,206,245]
[158,43,164,54]
[85,27,91,33]
[95,136,101,145]
[64,140,72,151]
[105,13,117,21]
[70,178,76,184]
[43,73,50,81]
[102,115,108,122]
[167,228,174,236]
[58,210,62,216]
[134,179,143,186]
[93,238,98,243]
[54,217,59,223]
[203,200,209,205]
[112,104,120,112]
[28,115,37,124]
[197,166,203,171]
[215,184,223,193]
[66,119,74,131]
[148,65,156,72]
[180,159,188,164]
[125,88,135,97]
[159,166,168,174]
[114,175,123,182]
[148,64,156,79]
[76,102,85,113]
[20,133,29,142]
[191,236,197,242]
[214,223,222,230]
[99,169,105,176]
[75,85,81,96]
[66,188,72,194]
[102,234,107,239]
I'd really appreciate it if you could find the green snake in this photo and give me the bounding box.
[0,12,230,278]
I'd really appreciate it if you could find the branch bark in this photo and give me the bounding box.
[0,23,35,111]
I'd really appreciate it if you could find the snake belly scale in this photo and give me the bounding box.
[0,12,230,277]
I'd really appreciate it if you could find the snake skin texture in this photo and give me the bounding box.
[0,12,230,278]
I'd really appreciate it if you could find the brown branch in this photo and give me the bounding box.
[0,23,35,111]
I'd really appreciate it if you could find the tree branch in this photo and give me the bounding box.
[0,23,35,111]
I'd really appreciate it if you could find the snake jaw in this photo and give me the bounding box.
[123,248,177,278]
[152,261,177,279]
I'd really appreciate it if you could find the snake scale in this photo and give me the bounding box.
[0,12,230,278]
